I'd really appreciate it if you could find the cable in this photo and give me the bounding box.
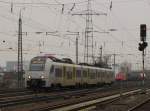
[0,5,57,32]
[0,0,145,53]
[95,0,144,4]
[94,0,143,44]
[0,0,89,6]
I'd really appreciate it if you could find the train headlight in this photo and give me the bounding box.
[28,75,31,79]
[41,75,44,79]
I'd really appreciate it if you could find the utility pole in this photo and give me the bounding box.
[142,50,144,73]
[72,0,106,64]
[100,46,102,62]
[113,54,116,75]
[142,49,145,87]
[66,31,79,64]
[18,12,23,88]
[84,0,93,63]
[38,41,42,54]
[76,32,79,64]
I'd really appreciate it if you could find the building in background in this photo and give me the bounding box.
[6,61,30,72]
[2,61,30,88]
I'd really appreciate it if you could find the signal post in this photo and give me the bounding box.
[138,24,148,93]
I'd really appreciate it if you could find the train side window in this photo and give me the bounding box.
[96,70,98,78]
[99,71,102,78]
[99,71,101,77]
[83,70,87,77]
[101,71,104,77]
[55,68,62,77]
[76,70,81,78]
[104,71,107,78]
[89,70,95,79]
[73,67,75,78]
[63,66,66,75]
[66,71,72,79]
[108,71,110,78]
[93,70,96,79]
[97,70,100,78]
[50,65,54,73]
[87,69,90,77]
[89,70,92,79]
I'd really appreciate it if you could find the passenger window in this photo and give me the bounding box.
[83,70,87,77]
[89,70,95,79]
[76,70,81,78]
[66,71,72,79]
[97,71,100,78]
[93,71,96,79]
[50,65,54,73]
[55,68,62,77]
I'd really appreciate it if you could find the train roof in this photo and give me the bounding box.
[50,60,112,71]
[32,56,112,71]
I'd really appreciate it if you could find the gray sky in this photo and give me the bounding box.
[0,0,150,70]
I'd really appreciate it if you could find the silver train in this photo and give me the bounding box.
[25,56,115,88]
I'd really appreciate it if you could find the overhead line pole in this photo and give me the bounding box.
[18,12,23,88]
[66,31,79,64]
[72,0,106,64]
[97,46,103,65]
[113,53,116,75]
[76,32,79,64]
[142,49,145,87]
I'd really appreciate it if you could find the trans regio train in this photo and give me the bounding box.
[25,56,115,89]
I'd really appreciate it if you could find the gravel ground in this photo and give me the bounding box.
[91,90,150,111]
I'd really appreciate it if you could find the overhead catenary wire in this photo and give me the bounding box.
[0,4,59,32]
[0,0,89,6]
[0,0,139,51]
[0,0,149,66]
[94,0,140,43]
[77,13,137,49]
[0,0,145,47]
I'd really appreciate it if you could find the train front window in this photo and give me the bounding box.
[30,57,46,71]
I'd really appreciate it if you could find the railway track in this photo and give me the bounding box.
[0,80,145,98]
[127,99,150,111]
[0,88,28,93]
[0,85,131,110]
[1,81,150,111]
[0,90,34,98]
[0,85,119,107]
[0,84,138,107]
[127,89,150,111]
[30,89,142,111]
[69,88,150,111]
[0,87,105,108]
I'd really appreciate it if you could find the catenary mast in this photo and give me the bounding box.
[18,12,23,88]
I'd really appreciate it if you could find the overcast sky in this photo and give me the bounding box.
[0,0,150,70]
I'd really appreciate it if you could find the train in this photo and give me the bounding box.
[25,56,115,89]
